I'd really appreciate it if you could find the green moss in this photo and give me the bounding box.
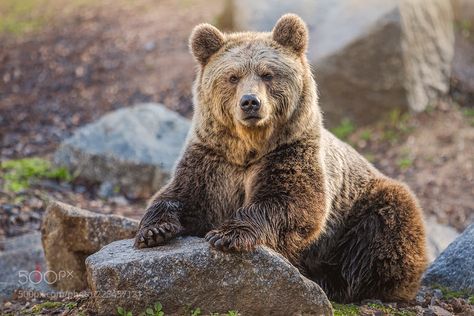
[432,284,471,299]
[1,157,73,192]
[462,108,474,127]
[31,301,63,313]
[332,302,360,316]
[331,118,356,141]
[367,302,393,313]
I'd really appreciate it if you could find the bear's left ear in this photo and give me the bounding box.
[272,14,308,54]
[189,23,225,65]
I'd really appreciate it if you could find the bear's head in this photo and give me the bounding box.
[189,14,319,161]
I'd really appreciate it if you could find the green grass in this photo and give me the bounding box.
[0,0,50,35]
[359,129,373,142]
[31,301,63,313]
[0,0,98,36]
[1,157,72,192]
[432,284,473,300]
[331,118,356,141]
[397,156,413,170]
[462,108,474,126]
[116,302,239,316]
[332,303,359,316]
[380,108,413,143]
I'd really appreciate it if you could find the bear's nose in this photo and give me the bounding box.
[240,94,261,113]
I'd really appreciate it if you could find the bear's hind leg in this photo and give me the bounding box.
[328,178,427,302]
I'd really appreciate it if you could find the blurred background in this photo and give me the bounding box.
[0,0,472,272]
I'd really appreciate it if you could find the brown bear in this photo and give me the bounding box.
[135,14,428,303]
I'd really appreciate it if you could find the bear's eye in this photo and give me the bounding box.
[261,73,274,82]
[229,75,240,84]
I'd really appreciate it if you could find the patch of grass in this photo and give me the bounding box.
[381,108,413,144]
[0,0,99,36]
[0,0,50,35]
[397,156,413,170]
[117,306,133,316]
[31,301,63,313]
[145,302,164,316]
[462,108,474,126]
[116,302,239,316]
[432,284,472,300]
[469,295,474,305]
[360,129,373,142]
[332,302,359,316]
[363,152,375,163]
[331,118,356,141]
[65,302,78,309]
[456,19,473,39]
[365,302,416,316]
[1,157,73,192]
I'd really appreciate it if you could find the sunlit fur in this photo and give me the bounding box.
[136,14,428,303]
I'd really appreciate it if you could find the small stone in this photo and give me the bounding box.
[97,181,114,199]
[433,288,443,299]
[144,41,156,52]
[428,305,452,316]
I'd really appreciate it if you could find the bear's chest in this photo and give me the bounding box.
[203,162,259,226]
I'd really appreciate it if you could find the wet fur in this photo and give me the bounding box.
[135,14,427,302]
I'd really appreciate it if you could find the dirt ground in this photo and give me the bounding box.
[0,0,473,315]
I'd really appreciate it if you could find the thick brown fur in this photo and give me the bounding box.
[135,14,428,303]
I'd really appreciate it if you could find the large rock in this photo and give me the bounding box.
[422,223,474,294]
[41,201,139,291]
[86,237,333,316]
[226,0,454,125]
[54,103,190,197]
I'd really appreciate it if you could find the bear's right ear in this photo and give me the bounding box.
[189,23,225,65]
[272,14,308,54]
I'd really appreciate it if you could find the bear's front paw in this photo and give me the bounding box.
[205,225,259,252]
[135,221,183,249]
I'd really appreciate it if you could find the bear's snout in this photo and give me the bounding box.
[240,94,261,117]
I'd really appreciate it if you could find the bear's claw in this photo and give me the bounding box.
[205,227,258,252]
[135,221,182,248]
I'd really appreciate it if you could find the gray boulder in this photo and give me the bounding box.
[86,237,333,316]
[226,0,454,125]
[422,223,474,294]
[54,103,190,197]
[41,201,139,291]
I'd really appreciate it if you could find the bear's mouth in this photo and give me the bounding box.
[243,115,261,121]
[242,115,263,126]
